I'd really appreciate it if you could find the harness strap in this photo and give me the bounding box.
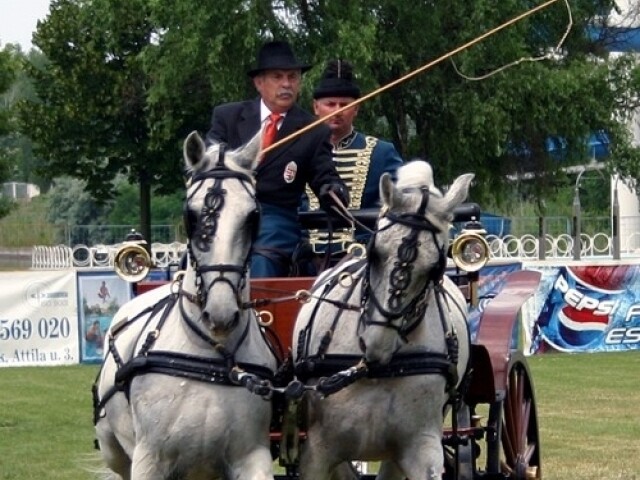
[433,283,468,395]
[114,350,275,387]
[137,293,179,356]
[298,260,366,360]
[295,352,451,383]
[317,272,363,357]
[107,294,176,368]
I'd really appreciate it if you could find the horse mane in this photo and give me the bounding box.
[395,160,439,192]
[393,160,453,229]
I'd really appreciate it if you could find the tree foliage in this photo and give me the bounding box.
[16,0,640,238]
[0,45,19,179]
[19,0,165,241]
[46,176,108,227]
[106,180,183,226]
[1,46,49,194]
[0,44,21,217]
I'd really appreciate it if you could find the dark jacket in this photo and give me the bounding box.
[205,98,345,210]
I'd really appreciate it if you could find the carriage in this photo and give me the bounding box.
[93,132,542,480]
[230,221,542,480]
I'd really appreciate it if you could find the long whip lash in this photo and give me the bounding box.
[261,0,562,155]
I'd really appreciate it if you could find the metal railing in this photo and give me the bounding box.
[29,231,640,271]
[9,215,640,270]
[31,242,187,270]
[486,231,640,260]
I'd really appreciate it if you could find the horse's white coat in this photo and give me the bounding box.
[293,161,474,480]
[95,131,278,480]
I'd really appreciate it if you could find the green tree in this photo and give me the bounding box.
[17,0,640,234]
[107,179,183,227]
[0,44,21,217]
[45,176,110,243]
[1,46,49,192]
[18,0,179,243]
[143,0,640,212]
[290,0,640,211]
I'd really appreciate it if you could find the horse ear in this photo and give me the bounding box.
[443,173,475,209]
[230,130,262,170]
[380,172,401,208]
[184,131,206,170]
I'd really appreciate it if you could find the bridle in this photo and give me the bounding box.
[360,186,447,338]
[183,145,260,309]
[291,186,460,397]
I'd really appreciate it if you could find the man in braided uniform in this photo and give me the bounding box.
[304,59,403,263]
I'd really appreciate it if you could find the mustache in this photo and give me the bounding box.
[276,89,295,98]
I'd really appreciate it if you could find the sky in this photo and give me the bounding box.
[0,0,52,50]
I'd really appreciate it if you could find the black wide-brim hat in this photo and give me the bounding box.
[247,40,312,77]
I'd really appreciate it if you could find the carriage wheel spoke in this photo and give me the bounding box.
[501,363,540,479]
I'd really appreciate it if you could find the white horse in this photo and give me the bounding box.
[93,131,278,480]
[292,161,474,480]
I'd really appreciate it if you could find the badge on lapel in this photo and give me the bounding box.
[284,161,298,183]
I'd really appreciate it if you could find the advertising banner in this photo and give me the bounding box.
[466,262,523,342]
[77,271,132,363]
[0,270,78,367]
[525,264,640,353]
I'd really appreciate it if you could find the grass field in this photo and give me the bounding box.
[0,351,638,479]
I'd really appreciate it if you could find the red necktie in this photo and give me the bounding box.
[261,113,282,151]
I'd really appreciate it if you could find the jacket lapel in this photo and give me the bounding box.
[238,99,261,145]
[257,105,305,170]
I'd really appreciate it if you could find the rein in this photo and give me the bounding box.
[292,187,462,399]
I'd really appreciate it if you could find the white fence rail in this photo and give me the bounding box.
[28,230,640,270]
[487,231,640,260]
[31,242,188,270]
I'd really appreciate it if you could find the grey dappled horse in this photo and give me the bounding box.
[293,161,474,480]
[93,131,278,479]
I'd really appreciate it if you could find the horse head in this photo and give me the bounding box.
[182,130,261,336]
[359,161,474,364]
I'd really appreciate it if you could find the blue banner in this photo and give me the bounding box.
[528,264,640,353]
[458,262,523,342]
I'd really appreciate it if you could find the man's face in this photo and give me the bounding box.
[253,69,302,113]
[313,97,359,139]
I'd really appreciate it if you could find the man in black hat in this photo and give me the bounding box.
[306,59,403,255]
[205,40,348,278]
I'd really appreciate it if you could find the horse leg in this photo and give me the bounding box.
[329,462,360,480]
[227,446,274,480]
[130,443,173,480]
[375,460,405,480]
[95,423,132,480]
[394,433,444,480]
[298,441,354,480]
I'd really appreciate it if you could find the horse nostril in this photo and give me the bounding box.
[358,337,366,354]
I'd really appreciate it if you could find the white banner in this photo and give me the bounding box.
[0,270,79,367]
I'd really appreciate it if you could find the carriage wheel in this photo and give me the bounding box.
[485,354,541,479]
